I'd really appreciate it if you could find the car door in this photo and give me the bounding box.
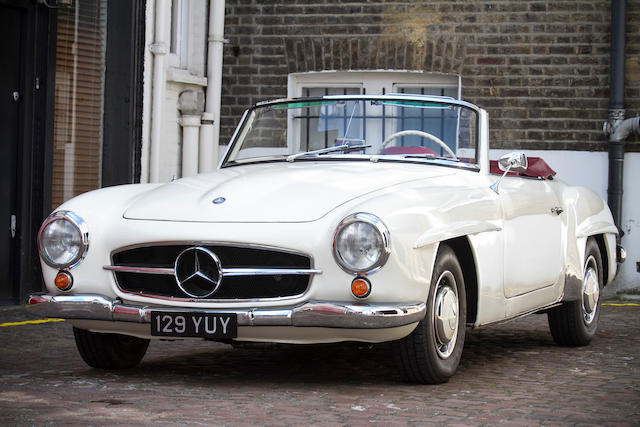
[498,176,564,298]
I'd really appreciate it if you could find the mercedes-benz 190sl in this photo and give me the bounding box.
[29,94,624,383]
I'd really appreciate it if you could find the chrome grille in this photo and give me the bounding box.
[106,244,319,300]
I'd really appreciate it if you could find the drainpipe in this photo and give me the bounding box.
[178,90,205,177]
[603,0,640,237]
[199,0,226,172]
[149,0,170,182]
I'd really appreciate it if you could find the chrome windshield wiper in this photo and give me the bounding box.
[286,144,371,162]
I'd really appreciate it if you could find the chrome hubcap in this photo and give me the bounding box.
[433,271,459,359]
[582,255,599,324]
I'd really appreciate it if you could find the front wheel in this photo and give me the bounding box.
[393,244,466,384]
[73,327,150,369]
[547,237,604,346]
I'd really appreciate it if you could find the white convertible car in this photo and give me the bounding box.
[30,94,624,383]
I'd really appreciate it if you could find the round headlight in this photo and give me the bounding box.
[333,213,391,274]
[38,211,89,269]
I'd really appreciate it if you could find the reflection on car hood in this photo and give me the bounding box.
[124,161,453,223]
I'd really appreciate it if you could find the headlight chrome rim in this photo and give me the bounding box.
[37,210,89,269]
[333,212,391,274]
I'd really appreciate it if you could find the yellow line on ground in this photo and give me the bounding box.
[602,302,640,307]
[0,319,65,327]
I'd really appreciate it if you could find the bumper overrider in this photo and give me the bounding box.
[27,294,426,329]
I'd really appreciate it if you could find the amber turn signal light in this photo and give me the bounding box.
[351,277,371,298]
[54,271,73,291]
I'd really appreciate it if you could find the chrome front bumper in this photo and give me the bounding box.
[27,294,426,329]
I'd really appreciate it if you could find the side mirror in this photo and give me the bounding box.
[498,152,528,173]
[490,152,528,194]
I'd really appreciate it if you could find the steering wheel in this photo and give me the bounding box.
[379,130,457,159]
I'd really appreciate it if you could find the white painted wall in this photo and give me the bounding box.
[618,153,640,295]
[158,82,184,181]
[491,149,639,295]
[141,0,208,184]
[140,0,155,184]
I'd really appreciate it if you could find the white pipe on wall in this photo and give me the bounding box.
[140,0,155,183]
[149,0,170,182]
[180,115,201,177]
[200,0,226,172]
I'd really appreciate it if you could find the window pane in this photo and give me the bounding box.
[301,87,361,150]
[52,0,107,210]
[387,86,460,155]
[170,0,189,67]
[399,86,458,98]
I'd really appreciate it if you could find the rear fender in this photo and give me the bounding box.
[561,186,618,300]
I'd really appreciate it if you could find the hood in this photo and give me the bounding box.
[124,161,453,223]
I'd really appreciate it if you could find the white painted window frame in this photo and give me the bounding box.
[288,71,461,99]
[287,71,462,153]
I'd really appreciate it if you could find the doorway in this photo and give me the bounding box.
[0,5,23,303]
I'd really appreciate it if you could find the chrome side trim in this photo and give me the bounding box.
[104,266,175,275]
[27,294,425,329]
[221,268,322,276]
[103,265,322,277]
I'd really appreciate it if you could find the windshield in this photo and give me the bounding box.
[223,96,479,167]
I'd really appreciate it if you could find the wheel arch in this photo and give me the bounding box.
[561,184,618,289]
[441,236,478,326]
[593,234,609,286]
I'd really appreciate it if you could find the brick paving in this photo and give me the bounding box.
[0,303,638,426]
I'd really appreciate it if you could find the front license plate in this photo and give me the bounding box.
[151,312,238,339]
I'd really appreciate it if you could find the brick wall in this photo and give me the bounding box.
[221,0,640,151]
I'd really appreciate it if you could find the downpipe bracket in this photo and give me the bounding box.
[604,111,640,143]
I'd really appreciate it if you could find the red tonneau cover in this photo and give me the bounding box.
[377,146,556,180]
[489,157,556,180]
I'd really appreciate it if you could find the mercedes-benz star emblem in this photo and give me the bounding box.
[174,246,223,298]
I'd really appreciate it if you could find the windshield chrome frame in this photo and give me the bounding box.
[221,95,481,169]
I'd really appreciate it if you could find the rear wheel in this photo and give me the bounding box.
[548,237,603,346]
[393,244,466,384]
[73,327,149,369]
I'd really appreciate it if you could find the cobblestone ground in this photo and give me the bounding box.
[0,303,638,426]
